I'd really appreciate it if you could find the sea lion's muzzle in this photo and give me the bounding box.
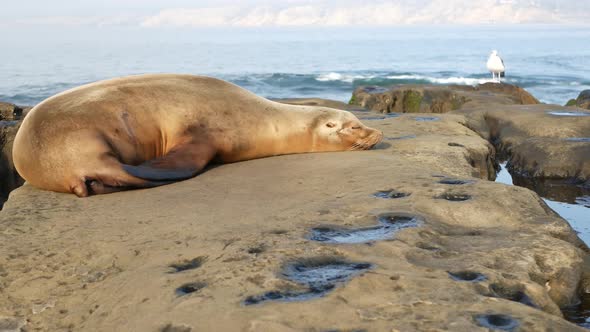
[349,129,383,150]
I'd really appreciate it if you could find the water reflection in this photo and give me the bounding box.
[495,163,590,244]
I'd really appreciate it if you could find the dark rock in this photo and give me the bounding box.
[570,90,590,109]
[0,102,30,121]
[349,83,537,115]
[475,83,539,105]
[0,121,24,209]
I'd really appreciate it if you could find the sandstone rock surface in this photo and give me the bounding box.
[0,104,587,331]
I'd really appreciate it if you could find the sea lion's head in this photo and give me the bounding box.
[312,109,383,152]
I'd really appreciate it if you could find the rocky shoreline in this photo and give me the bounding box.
[350,85,590,190]
[0,86,589,331]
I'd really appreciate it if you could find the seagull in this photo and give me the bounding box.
[487,50,505,82]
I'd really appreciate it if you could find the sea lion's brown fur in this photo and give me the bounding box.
[13,74,383,197]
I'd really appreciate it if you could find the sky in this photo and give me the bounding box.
[1,0,589,28]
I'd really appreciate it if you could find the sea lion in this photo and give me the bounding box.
[13,74,383,197]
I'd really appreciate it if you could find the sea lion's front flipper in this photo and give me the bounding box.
[122,141,216,181]
[121,164,198,181]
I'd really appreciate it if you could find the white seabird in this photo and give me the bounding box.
[487,50,505,82]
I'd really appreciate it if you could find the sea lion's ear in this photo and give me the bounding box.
[326,122,336,128]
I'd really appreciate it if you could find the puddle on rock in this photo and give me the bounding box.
[474,314,519,331]
[0,121,19,128]
[547,111,590,117]
[384,134,417,140]
[437,193,472,201]
[496,163,590,243]
[309,213,421,244]
[563,296,590,329]
[414,116,440,122]
[360,113,400,120]
[244,258,372,305]
[438,178,473,185]
[448,271,487,282]
[373,189,411,199]
[565,137,590,143]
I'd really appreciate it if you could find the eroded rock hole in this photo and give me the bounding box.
[169,256,207,273]
[474,314,519,331]
[247,244,266,254]
[489,283,537,308]
[448,271,487,282]
[176,282,206,296]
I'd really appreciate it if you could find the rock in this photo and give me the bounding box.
[0,102,29,121]
[0,103,586,331]
[272,98,366,112]
[350,85,469,114]
[475,83,540,105]
[458,104,590,183]
[0,101,31,209]
[0,121,24,209]
[568,90,590,109]
[351,83,587,187]
[350,83,538,115]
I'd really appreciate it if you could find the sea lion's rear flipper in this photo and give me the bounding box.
[121,141,217,181]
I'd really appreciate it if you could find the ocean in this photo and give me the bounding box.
[1,25,589,106]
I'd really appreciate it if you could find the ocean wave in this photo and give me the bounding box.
[1,72,586,107]
[316,72,501,86]
[315,72,376,83]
